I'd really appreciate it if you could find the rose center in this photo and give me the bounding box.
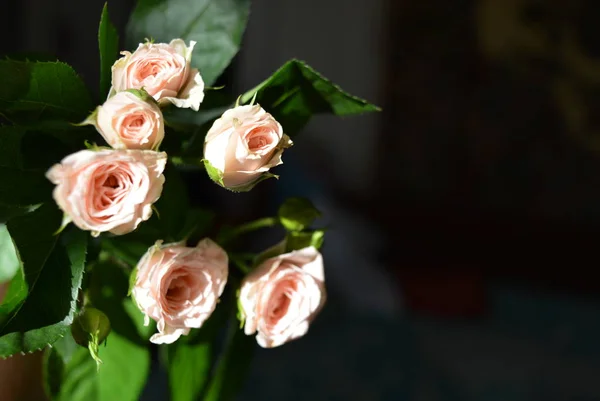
[92,164,135,214]
[138,61,163,80]
[248,136,268,150]
[268,289,293,321]
[166,275,192,304]
[128,116,145,128]
[246,128,275,153]
[103,175,119,189]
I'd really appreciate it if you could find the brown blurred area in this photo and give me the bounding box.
[0,283,47,401]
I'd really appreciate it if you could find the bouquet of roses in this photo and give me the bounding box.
[0,1,378,400]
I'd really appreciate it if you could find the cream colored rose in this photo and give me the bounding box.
[239,246,326,348]
[94,91,164,150]
[203,104,292,190]
[132,239,228,344]
[111,39,204,111]
[46,149,166,236]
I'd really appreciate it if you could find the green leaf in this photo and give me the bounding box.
[0,166,53,207]
[0,60,93,123]
[278,197,321,232]
[124,88,156,103]
[1,121,103,152]
[63,261,152,401]
[126,0,251,86]
[127,267,138,296]
[168,340,213,401]
[164,105,229,134]
[44,344,66,399]
[201,310,255,401]
[240,59,380,136]
[101,236,153,267]
[122,298,154,341]
[227,172,279,193]
[20,130,72,170]
[0,263,28,316]
[0,206,87,356]
[0,222,28,319]
[88,260,151,344]
[0,224,20,282]
[54,331,150,401]
[98,3,120,99]
[203,158,279,192]
[153,165,189,241]
[167,289,234,401]
[178,208,216,242]
[203,158,224,187]
[0,203,42,222]
[285,230,325,252]
[53,331,79,364]
[0,126,24,168]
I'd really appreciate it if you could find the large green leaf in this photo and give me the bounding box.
[0,123,102,175]
[0,126,24,168]
[0,224,20,282]
[153,165,189,242]
[53,331,150,401]
[240,59,380,136]
[0,166,53,206]
[43,333,79,400]
[44,343,66,399]
[0,205,87,356]
[167,291,229,401]
[98,3,119,99]
[47,260,151,401]
[126,0,250,86]
[201,311,255,401]
[100,237,153,268]
[178,208,216,243]
[0,204,41,223]
[87,260,150,345]
[0,60,93,123]
[168,341,212,401]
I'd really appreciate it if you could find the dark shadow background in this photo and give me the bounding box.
[4,0,600,400]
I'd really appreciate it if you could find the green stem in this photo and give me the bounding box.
[229,254,251,274]
[220,217,277,244]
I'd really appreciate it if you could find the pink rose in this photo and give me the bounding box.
[132,239,229,344]
[238,246,326,348]
[93,91,164,150]
[46,149,166,236]
[111,39,204,111]
[203,104,292,191]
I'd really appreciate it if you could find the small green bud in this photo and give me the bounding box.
[71,307,111,370]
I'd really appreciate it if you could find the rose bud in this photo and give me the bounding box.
[203,104,292,191]
[110,39,204,111]
[83,90,164,150]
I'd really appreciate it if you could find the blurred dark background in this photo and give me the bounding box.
[4,0,600,399]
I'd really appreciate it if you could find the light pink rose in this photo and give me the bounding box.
[111,39,204,111]
[94,91,164,150]
[132,239,229,344]
[46,149,166,236]
[239,246,326,348]
[203,104,292,190]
